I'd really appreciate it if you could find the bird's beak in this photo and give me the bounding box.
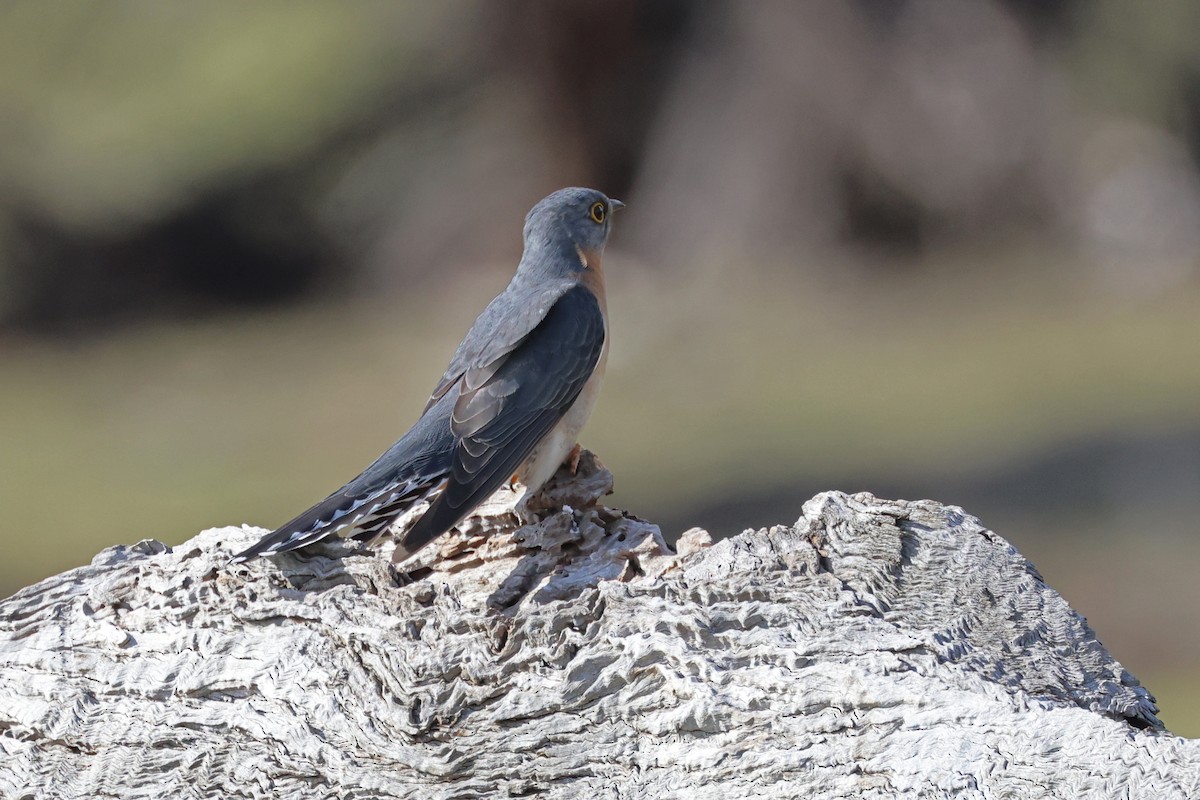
[610,199,626,212]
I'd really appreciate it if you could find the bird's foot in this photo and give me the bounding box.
[512,497,540,527]
[565,443,583,475]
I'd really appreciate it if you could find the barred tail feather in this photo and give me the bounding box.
[230,474,441,563]
[229,521,342,563]
[391,484,479,565]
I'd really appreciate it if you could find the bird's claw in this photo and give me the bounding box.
[512,497,542,527]
[565,443,582,476]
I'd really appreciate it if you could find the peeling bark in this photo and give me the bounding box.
[1,452,1195,799]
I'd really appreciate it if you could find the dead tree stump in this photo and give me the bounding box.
[1,452,1194,798]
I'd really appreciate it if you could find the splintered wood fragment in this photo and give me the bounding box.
[0,451,1194,799]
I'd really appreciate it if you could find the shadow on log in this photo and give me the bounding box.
[1,451,1196,798]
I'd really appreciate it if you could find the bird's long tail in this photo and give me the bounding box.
[230,474,443,563]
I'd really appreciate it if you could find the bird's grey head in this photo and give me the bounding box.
[520,187,624,276]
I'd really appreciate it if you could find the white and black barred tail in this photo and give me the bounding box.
[231,383,459,564]
[230,473,444,563]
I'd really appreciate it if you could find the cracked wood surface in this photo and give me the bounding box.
[1,451,1196,799]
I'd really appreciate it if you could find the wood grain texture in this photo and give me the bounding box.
[1,451,1195,799]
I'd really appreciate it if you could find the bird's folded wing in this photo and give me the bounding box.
[424,280,577,412]
[399,284,606,552]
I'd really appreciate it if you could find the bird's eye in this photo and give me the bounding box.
[589,202,607,224]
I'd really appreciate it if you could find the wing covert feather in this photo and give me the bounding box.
[424,280,577,412]
[400,284,606,549]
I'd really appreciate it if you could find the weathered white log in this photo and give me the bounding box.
[0,451,1195,799]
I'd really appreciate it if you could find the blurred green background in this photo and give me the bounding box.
[1,1,1198,734]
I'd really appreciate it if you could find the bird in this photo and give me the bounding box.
[231,187,622,565]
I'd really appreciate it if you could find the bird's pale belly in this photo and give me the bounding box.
[516,343,608,494]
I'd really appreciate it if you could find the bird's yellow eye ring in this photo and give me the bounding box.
[589,201,607,224]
